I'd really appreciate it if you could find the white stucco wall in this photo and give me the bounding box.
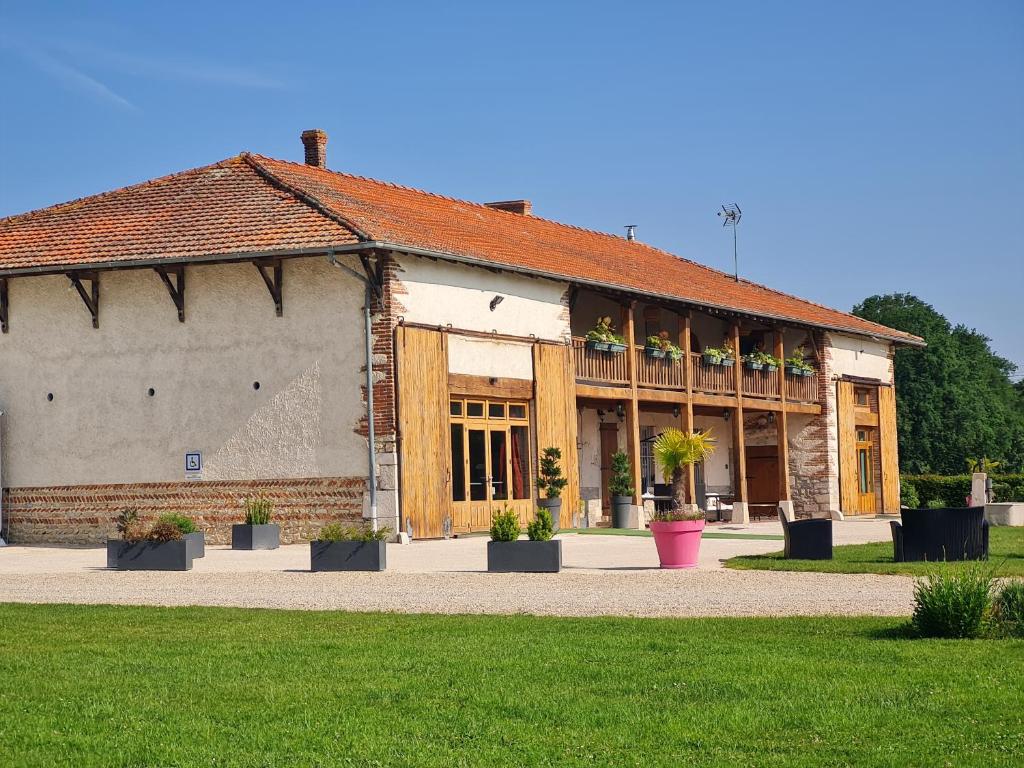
[0,257,367,487]
[447,335,533,380]
[828,333,894,383]
[396,255,569,341]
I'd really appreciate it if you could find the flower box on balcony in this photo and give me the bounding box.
[744,360,764,371]
[645,346,667,359]
[585,339,611,352]
[765,364,778,373]
[785,364,813,377]
[606,342,628,354]
[702,352,721,366]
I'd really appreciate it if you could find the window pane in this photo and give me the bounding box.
[490,429,508,501]
[450,400,463,416]
[450,425,465,502]
[510,425,530,499]
[488,402,506,419]
[858,449,871,493]
[468,430,487,501]
[467,401,484,418]
[509,404,527,420]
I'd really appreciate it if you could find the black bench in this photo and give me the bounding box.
[890,507,989,562]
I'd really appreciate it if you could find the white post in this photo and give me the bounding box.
[971,472,987,507]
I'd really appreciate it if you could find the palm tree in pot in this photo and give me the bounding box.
[536,447,569,530]
[608,450,634,528]
[650,429,716,568]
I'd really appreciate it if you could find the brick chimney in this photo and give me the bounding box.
[300,129,328,168]
[485,199,532,216]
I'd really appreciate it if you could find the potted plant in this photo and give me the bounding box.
[487,506,561,573]
[650,429,716,568]
[585,317,613,352]
[608,450,634,528]
[108,509,193,571]
[158,512,205,560]
[536,447,569,529]
[742,352,764,371]
[645,331,683,361]
[784,349,813,377]
[310,523,390,571]
[703,343,735,367]
[232,494,281,550]
[760,352,782,373]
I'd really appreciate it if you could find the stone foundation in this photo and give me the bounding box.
[4,476,366,545]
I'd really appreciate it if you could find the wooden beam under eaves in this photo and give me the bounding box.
[254,259,283,316]
[154,265,186,322]
[68,272,100,329]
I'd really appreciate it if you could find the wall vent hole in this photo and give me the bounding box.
[253,381,261,391]
[46,393,54,402]
[147,388,156,397]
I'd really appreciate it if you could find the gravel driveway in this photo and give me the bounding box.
[0,522,914,618]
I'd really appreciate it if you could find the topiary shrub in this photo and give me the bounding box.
[146,521,184,543]
[911,567,994,639]
[992,580,1024,638]
[608,451,634,498]
[527,508,554,542]
[490,507,520,542]
[157,513,197,535]
[537,448,569,499]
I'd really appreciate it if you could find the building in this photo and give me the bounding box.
[0,131,923,544]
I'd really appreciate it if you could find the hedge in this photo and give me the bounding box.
[901,474,1024,507]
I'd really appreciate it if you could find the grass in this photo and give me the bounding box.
[562,528,784,541]
[726,526,1024,576]
[1,605,1022,767]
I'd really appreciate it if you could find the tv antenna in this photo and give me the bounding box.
[717,203,742,282]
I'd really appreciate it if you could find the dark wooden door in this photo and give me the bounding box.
[599,422,619,512]
[745,446,780,506]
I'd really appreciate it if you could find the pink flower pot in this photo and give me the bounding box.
[650,519,705,569]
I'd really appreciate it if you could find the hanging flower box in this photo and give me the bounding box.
[586,339,611,352]
[606,342,628,354]
[702,352,721,366]
[645,346,667,359]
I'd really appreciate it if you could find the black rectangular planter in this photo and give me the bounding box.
[185,532,205,559]
[310,540,386,572]
[231,524,281,550]
[110,540,192,571]
[487,540,562,573]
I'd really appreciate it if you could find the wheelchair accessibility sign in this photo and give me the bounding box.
[185,451,203,479]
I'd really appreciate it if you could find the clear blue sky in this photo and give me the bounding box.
[2,1,1021,370]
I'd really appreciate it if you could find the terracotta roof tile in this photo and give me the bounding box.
[0,152,921,344]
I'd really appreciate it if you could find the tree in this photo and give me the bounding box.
[852,293,1024,473]
[652,429,716,510]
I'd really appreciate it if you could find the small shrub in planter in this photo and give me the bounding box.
[743,350,781,372]
[608,450,634,528]
[911,566,994,639]
[645,331,682,361]
[157,513,204,559]
[536,447,568,529]
[109,512,192,571]
[703,344,734,367]
[488,507,561,573]
[232,494,281,550]
[311,523,389,572]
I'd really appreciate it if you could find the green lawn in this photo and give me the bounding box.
[726,526,1024,576]
[562,528,785,541]
[1,605,1022,767]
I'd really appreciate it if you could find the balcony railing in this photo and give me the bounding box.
[570,338,818,404]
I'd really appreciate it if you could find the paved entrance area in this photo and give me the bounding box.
[0,520,913,618]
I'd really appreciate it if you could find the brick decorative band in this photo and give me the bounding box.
[4,477,367,545]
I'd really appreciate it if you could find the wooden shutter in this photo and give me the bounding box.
[533,343,579,519]
[397,326,451,539]
[878,385,901,513]
[836,380,859,514]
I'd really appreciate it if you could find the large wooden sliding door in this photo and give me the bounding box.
[878,385,900,513]
[837,380,860,514]
[534,343,579,521]
[397,326,451,539]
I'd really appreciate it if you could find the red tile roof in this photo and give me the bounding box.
[0,152,921,344]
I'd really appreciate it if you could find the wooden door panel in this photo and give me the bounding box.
[397,326,451,539]
[837,381,860,514]
[534,343,579,516]
[878,386,900,513]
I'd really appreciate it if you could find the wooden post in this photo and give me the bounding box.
[731,322,747,503]
[775,329,791,501]
[680,311,696,505]
[622,302,643,503]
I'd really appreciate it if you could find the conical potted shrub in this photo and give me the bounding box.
[536,447,569,529]
[609,450,634,528]
[650,429,716,568]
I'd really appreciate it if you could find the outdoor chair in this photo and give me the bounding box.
[890,506,989,562]
[778,507,833,560]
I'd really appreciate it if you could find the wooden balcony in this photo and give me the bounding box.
[571,338,819,404]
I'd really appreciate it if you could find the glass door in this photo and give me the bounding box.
[856,429,876,514]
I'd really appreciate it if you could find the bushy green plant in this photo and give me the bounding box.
[926,499,946,509]
[653,428,716,512]
[585,316,626,345]
[645,331,683,360]
[608,451,633,498]
[115,508,142,541]
[146,521,184,543]
[527,508,554,542]
[157,513,197,535]
[911,566,994,639]
[537,447,568,499]
[317,523,391,542]
[490,507,520,542]
[900,479,920,509]
[704,345,734,360]
[244,494,273,525]
[992,580,1024,637]
[899,473,1024,508]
